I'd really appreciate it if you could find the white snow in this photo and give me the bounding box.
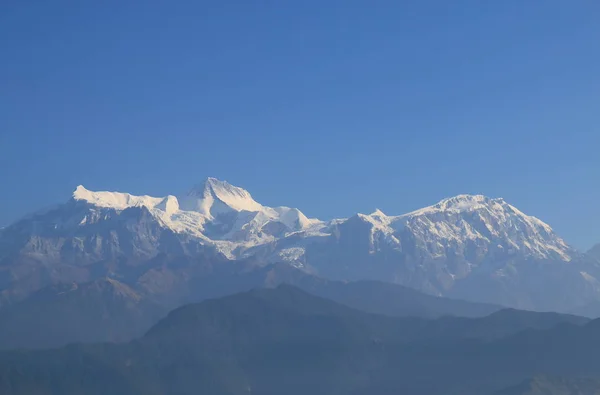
[391,194,572,261]
[277,247,306,262]
[73,185,167,210]
[181,177,263,216]
[404,194,500,216]
[71,178,323,257]
[69,182,574,264]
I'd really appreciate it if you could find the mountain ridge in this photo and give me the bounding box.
[1,177,599,313]
[0,262,509,349]
[0,285,592,395]
[68,178,574,263]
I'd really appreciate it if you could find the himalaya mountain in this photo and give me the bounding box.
[1,177,600,312]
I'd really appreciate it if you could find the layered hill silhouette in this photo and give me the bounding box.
[0,263,504,349]
[0,285,591,395]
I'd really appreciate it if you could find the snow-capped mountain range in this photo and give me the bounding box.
[0,177,598,311]
[70,178,572,262]
[71,177,325,258]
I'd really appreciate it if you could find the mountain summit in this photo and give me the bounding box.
[0,178,597,311]
[73,177,264,216]
[397,194,573,261]
[182,177,263,216]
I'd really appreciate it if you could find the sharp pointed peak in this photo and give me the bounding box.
[370,208,387,217]
[187,177,240,196]
[72,184,95,200]
[204,176,227,187]
[184,177,263,213]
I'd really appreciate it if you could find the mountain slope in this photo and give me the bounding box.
[0,278,165,349]
[73,177,322,255]
[0,262,506,349]
[146,285,587,344]
[1,177,598,312]
[0,202,214,307]
[258,264,502,318]
[259,195,599,311]
[0,286,592,395]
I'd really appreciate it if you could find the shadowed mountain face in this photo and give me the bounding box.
[0,278,166,349]
[0,286,592,395]
[0,262,505,349]
[0,202,223,308]
[229,263,504,319]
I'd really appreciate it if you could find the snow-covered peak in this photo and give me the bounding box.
[73,185,168,211]
[66,179,321,258]
[395,194,573,261]
[371,208,388,217]
[182,177,263,216]
[47,184,579,264]
[405,194,506,215]
[402,193,556,235]
[270,206,320,231]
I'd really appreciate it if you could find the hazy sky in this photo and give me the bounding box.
[1,1,599,249]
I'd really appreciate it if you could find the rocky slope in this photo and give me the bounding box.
[1,177,599,311]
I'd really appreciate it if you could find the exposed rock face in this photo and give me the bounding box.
[1,178,598,312]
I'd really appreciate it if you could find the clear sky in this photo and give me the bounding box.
[1,1,599,249]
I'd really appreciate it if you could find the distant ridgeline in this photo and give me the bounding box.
[0,285,597,395]
[0,178,600,351]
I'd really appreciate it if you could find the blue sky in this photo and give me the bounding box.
[1,1,599,249]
